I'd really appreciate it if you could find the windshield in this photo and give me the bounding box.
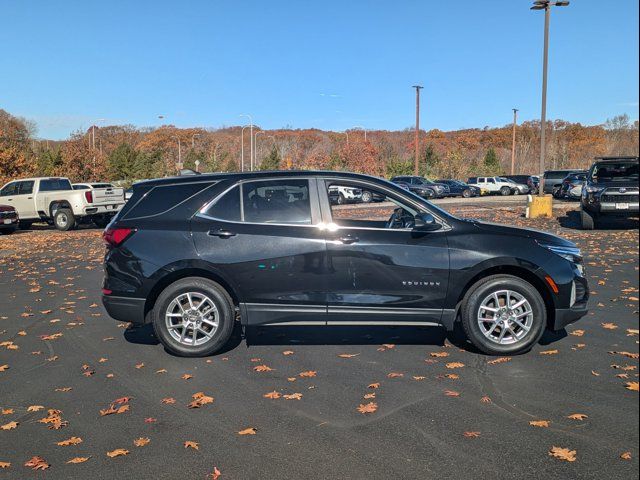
[590,162,639,182]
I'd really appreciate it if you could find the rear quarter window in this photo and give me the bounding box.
[122,182,213,220]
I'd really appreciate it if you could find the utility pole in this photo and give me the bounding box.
[511,108,519,175]
[412,85,423,176]
[240,114,253,171]
[531,0,569,195]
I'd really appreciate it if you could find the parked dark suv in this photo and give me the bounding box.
[102,171,588,357]
[580,157,639,229]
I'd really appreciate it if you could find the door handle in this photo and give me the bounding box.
[338,235,359,244]
[208,229,236,238]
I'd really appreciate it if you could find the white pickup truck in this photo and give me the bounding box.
[0,177,125,231]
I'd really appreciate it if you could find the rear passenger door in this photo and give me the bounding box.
[191,178,328,326]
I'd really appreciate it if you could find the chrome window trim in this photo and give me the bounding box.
[198,176,321,227]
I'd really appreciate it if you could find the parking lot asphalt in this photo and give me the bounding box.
[0,201,638,480]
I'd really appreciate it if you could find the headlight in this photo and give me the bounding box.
[538,242,582,264]
[584,185,604,194]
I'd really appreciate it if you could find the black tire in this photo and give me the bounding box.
[460,275,546,355]
[462,189,471,198]
[512,189,521,196]
[93,215,111,229]
[337,193,346,205]
[152,277,235,357]
[53,208,76,231]
[500,186,511,196]
[361,190,373,203]
[580,207,596,230]
[18,221,33,230]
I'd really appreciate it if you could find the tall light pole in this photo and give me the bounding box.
[412,85,423,176]
[511,108,519,175]
[191,133,201,148]
[90,118,105,177]
[240,125,250,172]
[531,0,569,195]
[239,114,253,172]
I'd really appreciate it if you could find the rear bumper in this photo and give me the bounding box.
[83,204,125,215]
[553,302,588,331]
[102,295,146,324]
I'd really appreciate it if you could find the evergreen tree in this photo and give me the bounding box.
[483,148,501,175]
[107,143,138,180]
[36,149,64,176]
[259,146,281,170]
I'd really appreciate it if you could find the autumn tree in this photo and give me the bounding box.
[0,109,35,184]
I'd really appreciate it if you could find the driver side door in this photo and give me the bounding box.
[320,179,450,325]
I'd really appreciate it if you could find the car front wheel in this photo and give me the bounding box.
[460,275,546,355]
[500,186,511,196]
[152,277,235,357]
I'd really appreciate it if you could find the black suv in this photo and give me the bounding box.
[580,157,639,229]
[102,171,588,357]
[391,176,449,198]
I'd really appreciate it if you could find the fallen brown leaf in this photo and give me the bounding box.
[238,427,257,435]
[549,446,577,462]
[357,402,378,414]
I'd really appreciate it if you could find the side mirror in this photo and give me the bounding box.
[413,213,442,232]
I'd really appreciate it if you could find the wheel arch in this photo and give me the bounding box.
[48,200,72,217]
[143,264,240,321]
[454,265,556,329]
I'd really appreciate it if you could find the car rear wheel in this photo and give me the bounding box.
[152,277,235,357]
[500,186,511,196]
[361,190,373,203]
[460,275,546,355]
[580,208,596,230]
[54,208,76,231]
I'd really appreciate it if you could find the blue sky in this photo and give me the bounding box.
[1,0,638,139]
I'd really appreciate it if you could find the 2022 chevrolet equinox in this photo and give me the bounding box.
[102,171,589,357]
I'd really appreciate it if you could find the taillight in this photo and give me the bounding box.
[103,227,135,247]
[85,190,93,203]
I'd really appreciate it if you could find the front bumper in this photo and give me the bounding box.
[553,301,588,330]
[102,295,146,324]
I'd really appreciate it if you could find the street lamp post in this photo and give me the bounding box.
[191,133,201,149]
[511,108,519,175]
[239,114,253,172]
[240,125,251,172]
[412,86,423,176]
[531,0,569,195]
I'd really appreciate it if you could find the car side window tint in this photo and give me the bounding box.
[488,178,495,184]
[19,181,34,195]
[204,186,241,222]
[242,179,311,225]
[1,183,17,196]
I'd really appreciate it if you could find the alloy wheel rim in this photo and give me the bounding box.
[165,292,219,346]
[477,289,533,345]
[57,213,68,227]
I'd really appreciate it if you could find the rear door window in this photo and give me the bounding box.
[203,186,241,222]
[242,179,312,225]
[18,181,34,195]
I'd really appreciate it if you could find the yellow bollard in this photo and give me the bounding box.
[526,194,553,218]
